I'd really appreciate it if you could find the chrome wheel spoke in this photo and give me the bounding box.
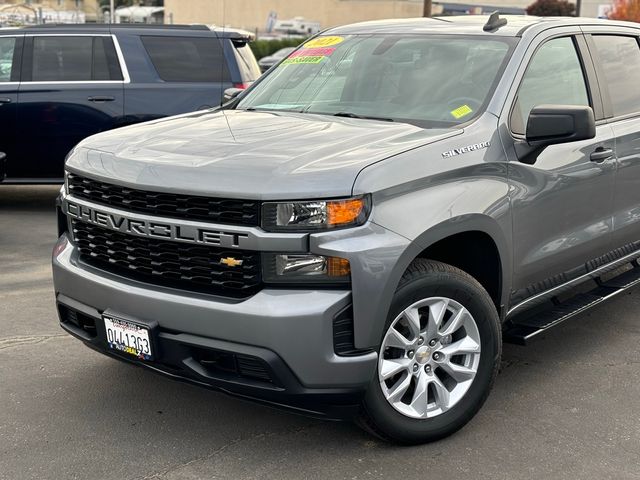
[409,372,429,416]
[430,376,451,411]
[385,327,412,350]
[440,336,480,356]
[386,373,412,402]
[439,360,476,382]
[380,357,411,380]
[440,307,469,337]
[402,307,422,338]
[426,299,448,339]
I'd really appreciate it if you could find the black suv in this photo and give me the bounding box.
[0,24,260,182]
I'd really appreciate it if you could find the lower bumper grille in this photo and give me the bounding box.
[72,220,262,298]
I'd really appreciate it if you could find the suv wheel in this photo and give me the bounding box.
[358,259,501,444]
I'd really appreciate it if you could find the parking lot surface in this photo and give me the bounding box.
[1,186,639,480]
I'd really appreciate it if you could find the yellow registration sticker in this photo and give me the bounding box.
[451,105,473,119]
[303,36,344,48]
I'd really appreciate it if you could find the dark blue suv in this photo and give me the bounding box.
[0,24,260,182]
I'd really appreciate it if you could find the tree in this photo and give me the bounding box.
[608,0,640,21]
[526,0,576,16]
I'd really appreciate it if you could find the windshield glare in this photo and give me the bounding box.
[237,35,515,128]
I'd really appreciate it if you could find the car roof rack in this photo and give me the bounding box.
[483,11,508,32]
[23,23,210,31]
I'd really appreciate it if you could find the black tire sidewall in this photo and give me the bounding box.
[363,265,501,444]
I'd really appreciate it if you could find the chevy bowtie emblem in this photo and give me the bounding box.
[220,257,243,267]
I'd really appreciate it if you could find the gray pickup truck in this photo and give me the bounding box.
[53,14,640,444]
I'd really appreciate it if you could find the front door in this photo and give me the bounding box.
[501,33,616,306]
[13,34,125,180]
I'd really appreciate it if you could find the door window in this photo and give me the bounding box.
[31,36,123,82]
[511,37,590,135]
[0,37,16,82]
[591,35,640,117]
[141,36,230,82]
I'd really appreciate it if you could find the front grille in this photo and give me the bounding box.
[72,220,262,298]
[67,173,261,226]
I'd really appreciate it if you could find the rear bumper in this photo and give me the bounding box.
[52,234,377,419]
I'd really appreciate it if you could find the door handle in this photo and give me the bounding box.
[87,96,115,102]
[0,97,11,104]
[590,147,614,163]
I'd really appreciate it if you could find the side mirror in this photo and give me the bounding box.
[526,105,595,147]
[223,87,244,104]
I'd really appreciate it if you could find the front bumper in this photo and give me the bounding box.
[53,234,377,419]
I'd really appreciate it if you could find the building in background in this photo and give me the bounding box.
[163,0,606,32]
[0,0,101,23]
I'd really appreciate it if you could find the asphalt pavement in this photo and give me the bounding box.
[1,185,639,480]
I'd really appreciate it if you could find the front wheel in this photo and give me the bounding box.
[358,259,501,444]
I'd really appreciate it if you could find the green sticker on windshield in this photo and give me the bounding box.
[451,105,473,119]
[282,56,326,65]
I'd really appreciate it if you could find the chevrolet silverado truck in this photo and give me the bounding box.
[53,14,640,444]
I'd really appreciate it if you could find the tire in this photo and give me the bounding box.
[358,259,501,444]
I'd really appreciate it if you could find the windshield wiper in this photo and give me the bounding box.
[333,112,394,122]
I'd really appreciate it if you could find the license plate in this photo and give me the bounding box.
[103,314,153,360]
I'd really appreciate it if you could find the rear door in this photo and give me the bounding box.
[123,33,231,123]
[0,34,22,179]
[13,34,125,180]
[582,27,640,252]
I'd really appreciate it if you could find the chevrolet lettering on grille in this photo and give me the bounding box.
[65,200,250,248]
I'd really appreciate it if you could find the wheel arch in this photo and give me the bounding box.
[355,215,511,349]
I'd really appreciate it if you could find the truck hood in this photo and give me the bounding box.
[67,109,461,199]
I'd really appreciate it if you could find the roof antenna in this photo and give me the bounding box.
[483,11,508,32]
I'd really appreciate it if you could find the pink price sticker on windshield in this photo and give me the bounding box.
[289,47,336,58]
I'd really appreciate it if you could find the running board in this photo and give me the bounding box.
[504,264,640,345]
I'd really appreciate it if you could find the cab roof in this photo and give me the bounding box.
[327,15,640,37]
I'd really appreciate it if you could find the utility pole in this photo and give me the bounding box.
[110,0,114,23]
[423,0,432,17]
[575,0,582,16]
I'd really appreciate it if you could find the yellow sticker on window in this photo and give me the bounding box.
[303,36,344,48]
[451,105,473,119]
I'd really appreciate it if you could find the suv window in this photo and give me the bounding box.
[591,35,640,117]
[31,36,122,82]
[511,37,589,135]
[232,40,260,82]
[141,36,230,83]
[0,37,16,82]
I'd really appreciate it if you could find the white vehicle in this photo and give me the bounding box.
[273,17,320,36]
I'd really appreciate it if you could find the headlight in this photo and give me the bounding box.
[263,254,350,284]
[262,196,370,232]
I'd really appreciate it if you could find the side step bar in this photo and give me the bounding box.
[504,263,640,345]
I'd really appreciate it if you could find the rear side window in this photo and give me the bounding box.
[141,35,230,82]
[511,37,589,135]
[591,35,640,117]
[31,36,123,82]
[0,37,16,82]
[232,41,260,81]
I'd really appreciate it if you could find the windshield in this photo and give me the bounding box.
[237,34,516,128]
